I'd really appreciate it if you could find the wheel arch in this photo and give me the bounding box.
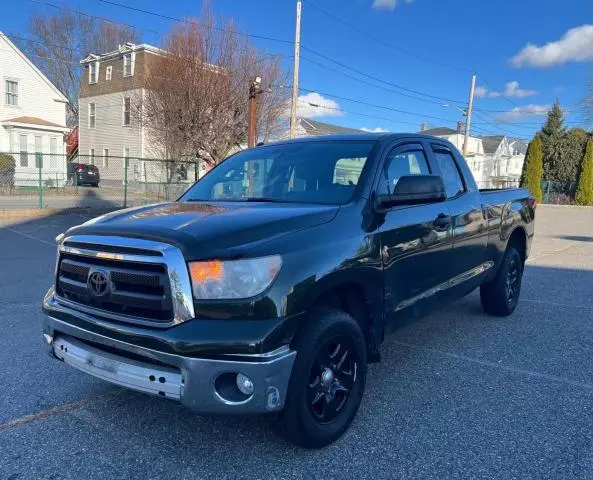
[293,271,384,362]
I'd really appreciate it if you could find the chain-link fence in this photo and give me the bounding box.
[540,181,578,205]
[0,152,205,211]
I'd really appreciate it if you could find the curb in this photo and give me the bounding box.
[0,207,114,218]
[539,204,593,209]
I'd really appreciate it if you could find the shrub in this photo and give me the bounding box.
[0,153,15,188]
[520,137,543,203]
[575,139,593,205]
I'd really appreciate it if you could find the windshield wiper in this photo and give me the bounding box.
[243,197,287,203]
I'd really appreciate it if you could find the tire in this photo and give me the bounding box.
[277,308,367,448]
[480,246,523,316]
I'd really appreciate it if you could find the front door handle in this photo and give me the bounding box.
[434,213,452,229]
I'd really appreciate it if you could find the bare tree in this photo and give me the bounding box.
[139,5,289,171]
[22,6,140,125]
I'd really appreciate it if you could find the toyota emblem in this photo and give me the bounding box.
[87,270,109,297]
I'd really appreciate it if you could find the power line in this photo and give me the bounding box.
[98,0,295,45]
[98,0,467,106]
[300,54,452,106]
[472,110,526,138]
[294,85,463,123]
[297,100,424,128]
[301,45,466,105]
[27,0,159,35]
[301,0,473,74]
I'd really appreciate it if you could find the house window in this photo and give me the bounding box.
[89,61,99,84]
[35,136,43,169]
[103,148,109,168]
[123,53,133,77]
[106,66,112,81]
[50,137,58,168]
[5,80,18,106]
[89,102,96,128]
[123,97,131,126]
[19,134,28,167]
[89,149,95,165]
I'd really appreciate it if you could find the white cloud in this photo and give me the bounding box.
[372,0,414,9]
[511,24,593,68]
[361,127,389,133]
[372,0,397,10]
[296,92,343,118]
[474,86,488,98]
[497,104,550,121]
[488,81,537,98]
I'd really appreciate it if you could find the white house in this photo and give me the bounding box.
[482,136,526,187]
[421,126,488,185]
[0,32,69,186]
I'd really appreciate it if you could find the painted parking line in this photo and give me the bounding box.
[1,226,56,247]
[527,241,587,262]
[392,341,593,394]
[0,389,125,432]
[521,298,593,310]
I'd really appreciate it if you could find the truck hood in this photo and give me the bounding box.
[67,201,339,259]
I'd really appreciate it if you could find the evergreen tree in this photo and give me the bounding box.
[558,128,588,188]
[539,100,566,182]
[575,139,593,205]
[521,137,543,203]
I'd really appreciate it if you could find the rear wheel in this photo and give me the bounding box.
[277,309,367,448]
[480,247,523,316]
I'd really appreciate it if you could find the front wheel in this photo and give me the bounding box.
[480,247,523,316]
[277,309,367,448]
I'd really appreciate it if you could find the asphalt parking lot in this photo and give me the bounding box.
[1,205,592,480]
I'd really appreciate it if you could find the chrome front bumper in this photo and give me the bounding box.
[43,314,296,414]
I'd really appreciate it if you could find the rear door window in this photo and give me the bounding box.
[432,146,465,198]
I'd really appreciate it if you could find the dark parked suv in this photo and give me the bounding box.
[67,163,100,187]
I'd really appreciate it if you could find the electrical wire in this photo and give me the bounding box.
[301,0,474,74]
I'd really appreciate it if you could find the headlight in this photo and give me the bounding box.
[189,255,282,300]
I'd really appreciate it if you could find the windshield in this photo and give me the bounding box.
[180,140,375,205]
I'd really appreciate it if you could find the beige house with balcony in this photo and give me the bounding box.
[79,42,185,184]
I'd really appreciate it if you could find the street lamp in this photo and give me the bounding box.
[442,104,467,116]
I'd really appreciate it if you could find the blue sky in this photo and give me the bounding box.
[3,0,592,139]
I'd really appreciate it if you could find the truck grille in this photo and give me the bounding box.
[56,251,174,323]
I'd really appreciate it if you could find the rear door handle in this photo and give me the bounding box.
[434,213,452,229]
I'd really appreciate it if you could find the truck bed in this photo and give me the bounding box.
[479,187,532,206]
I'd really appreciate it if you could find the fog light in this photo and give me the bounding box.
[43,333,53,345]
[236,373,254,396]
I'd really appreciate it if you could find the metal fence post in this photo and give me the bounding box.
[38,162,43,209]
[123,156,128,208]
[144,161,148,202]
[546,181,551,204]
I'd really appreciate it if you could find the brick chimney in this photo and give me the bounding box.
[456,120,463,134]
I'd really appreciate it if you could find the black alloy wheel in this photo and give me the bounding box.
[307,338,358,424]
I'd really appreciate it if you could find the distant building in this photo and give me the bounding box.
[79,42,180,183]
[0,31,68,186]
[482,136,526,187]
[419,124,525,187]
[421,124,488,185]
[296,118,364,137]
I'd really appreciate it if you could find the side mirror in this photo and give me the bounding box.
[375,175,446,210]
